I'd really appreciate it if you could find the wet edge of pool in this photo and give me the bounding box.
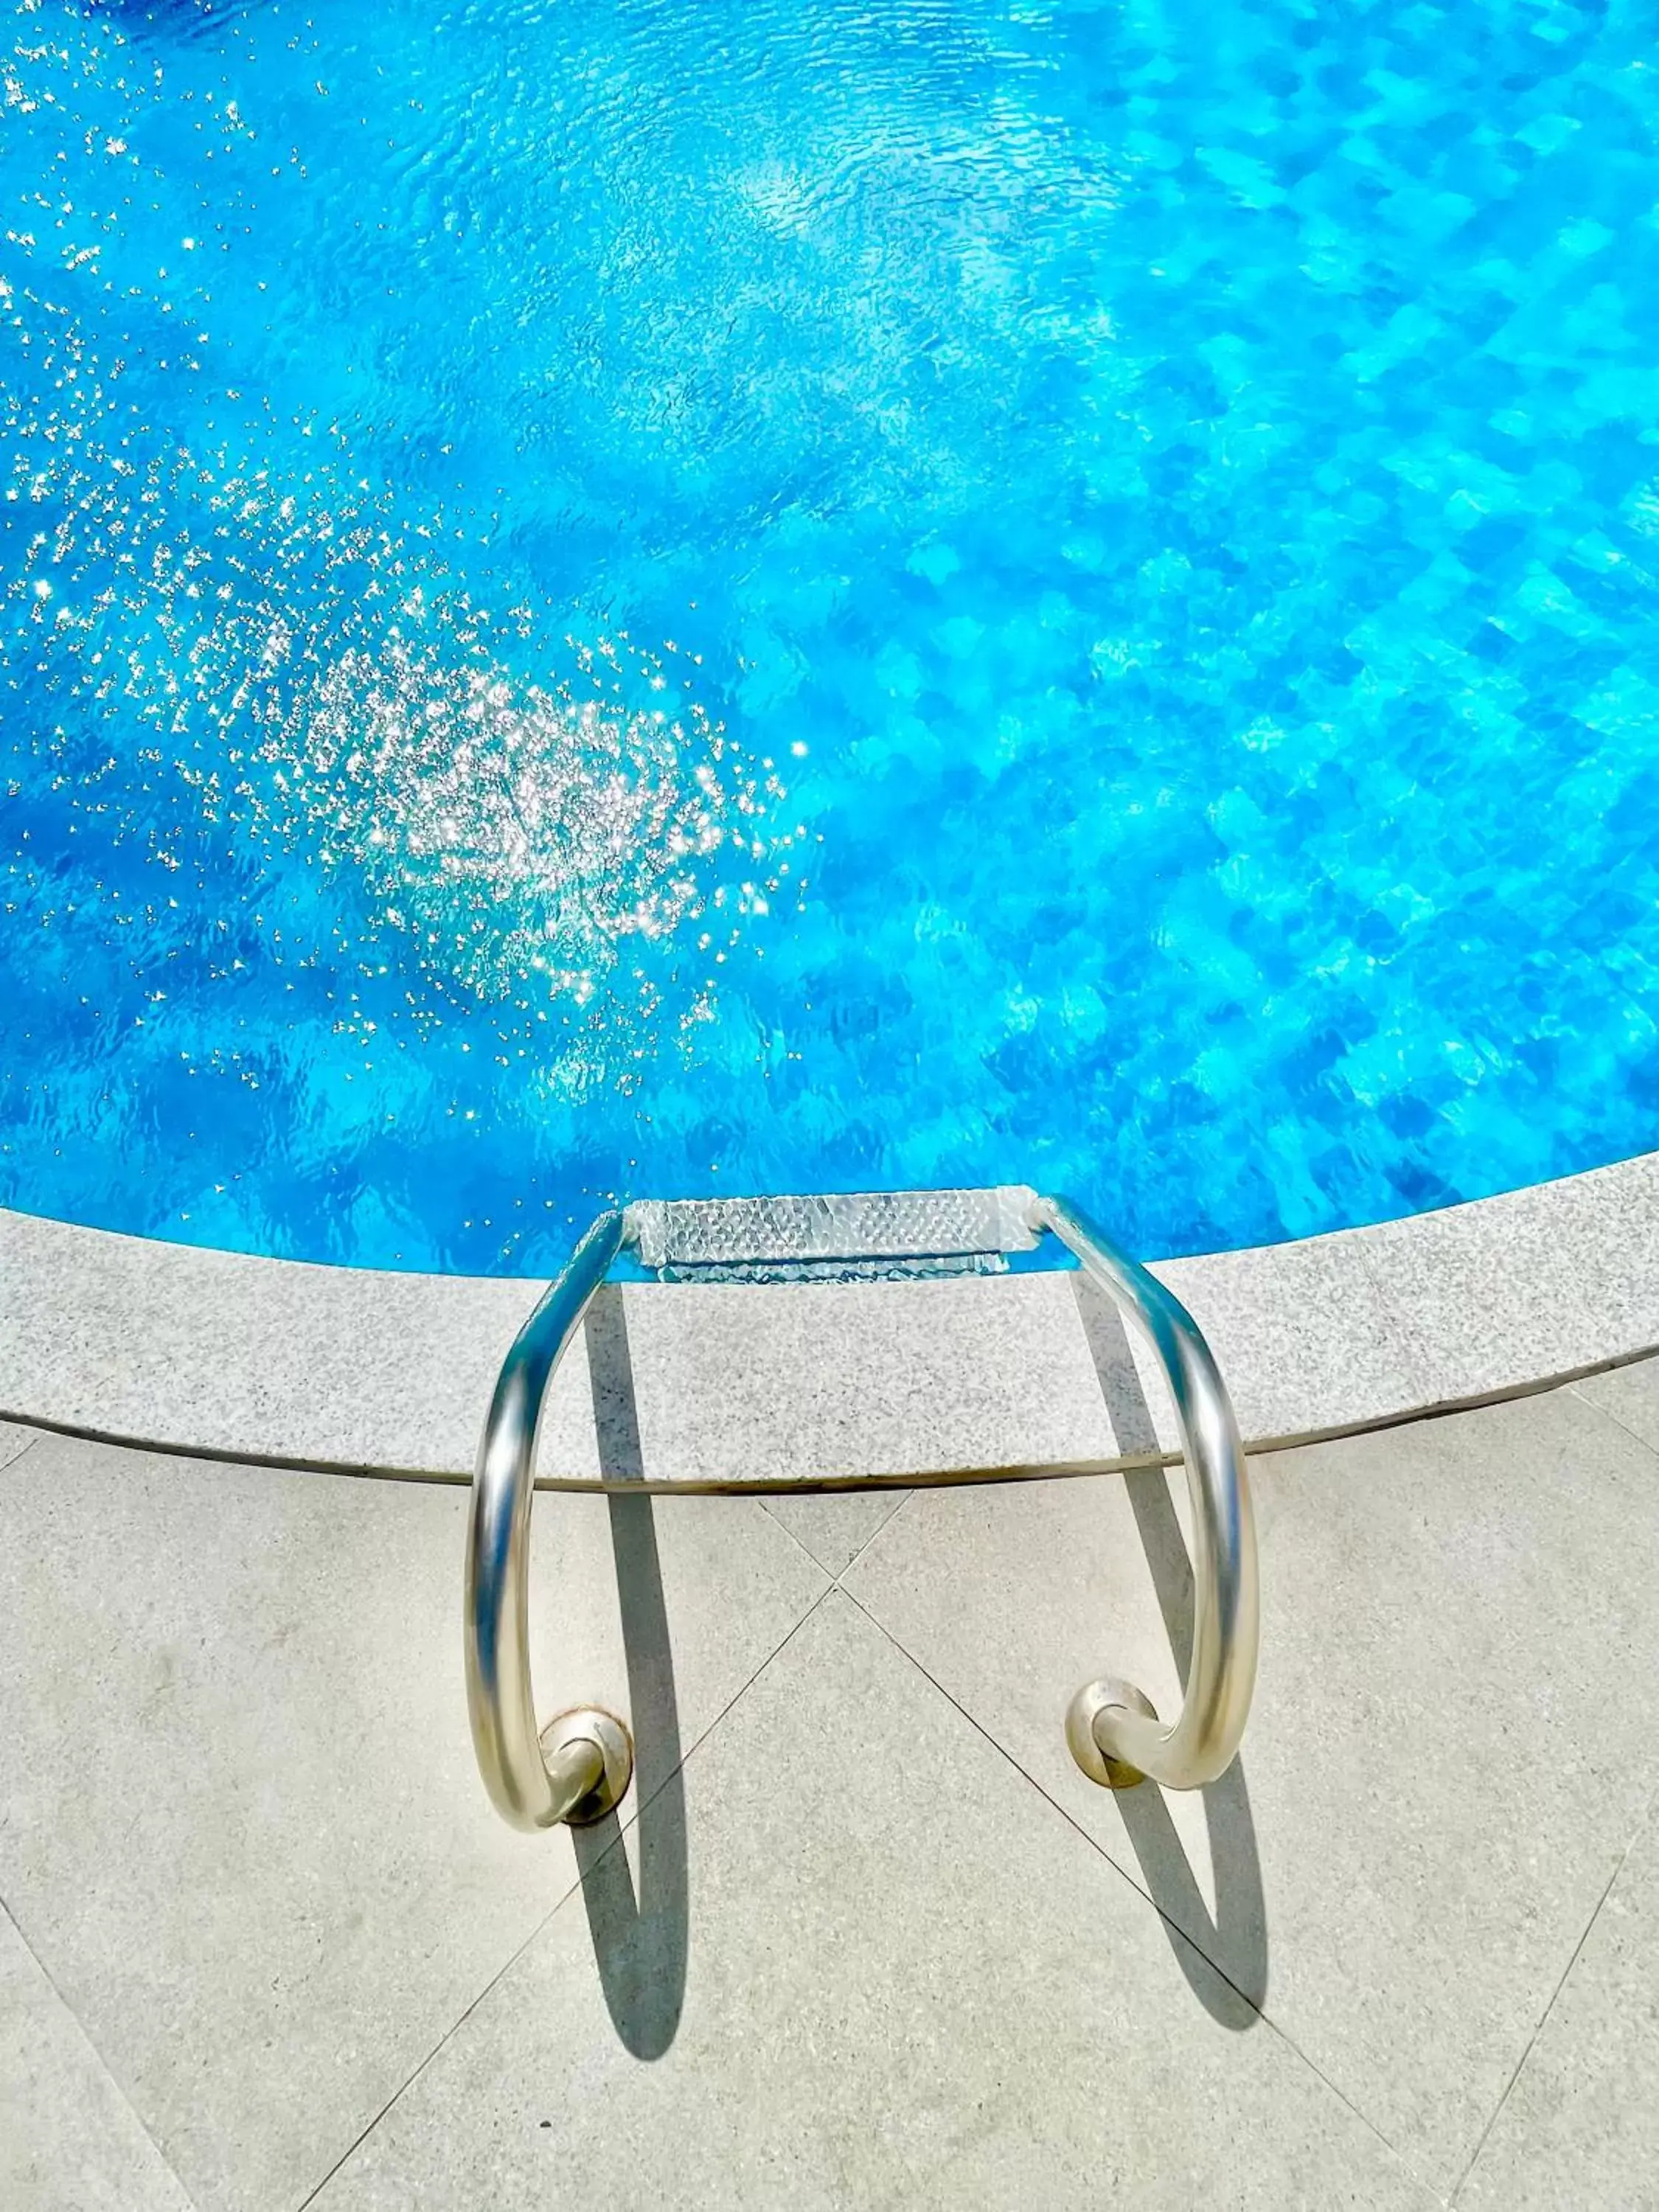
[1,1151,1657,1489]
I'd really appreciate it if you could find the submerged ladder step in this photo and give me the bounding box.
[627,1185,1041,1271]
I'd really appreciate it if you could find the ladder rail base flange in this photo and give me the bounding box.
[538,1707,634,1826]
[1065,1676,1161,1791]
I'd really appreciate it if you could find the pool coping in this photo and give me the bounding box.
[2,1150,1658,1489]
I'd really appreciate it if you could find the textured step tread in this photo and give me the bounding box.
[627,1186,1040,1270]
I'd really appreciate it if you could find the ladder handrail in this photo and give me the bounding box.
[464,1208,635,1831]
[463,1188,1259,1831]
[1032,1194,1259,1791]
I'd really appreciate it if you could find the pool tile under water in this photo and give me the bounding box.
[3,0,1658,1270]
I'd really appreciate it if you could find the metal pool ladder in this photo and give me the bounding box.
[464,1186,1259,1831]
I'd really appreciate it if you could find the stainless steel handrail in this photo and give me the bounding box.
[464,1208,636,1831]
[1032,1194,1259,1791]
[465,1186,1258,1833]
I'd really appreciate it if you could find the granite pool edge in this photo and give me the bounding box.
[2,1150,1657,1490]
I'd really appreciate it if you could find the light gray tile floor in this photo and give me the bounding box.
[759,1487,913,1576]
[1458,1793,1659,2209]
[0,1433,824,2212]
[4,1368,1658,2210]
[0,1419,38,1472]
[1573,1354,1659,1457]
[845,1384,1659,2193]
[0,1902,192,2212]
[311,1593,1433,2212]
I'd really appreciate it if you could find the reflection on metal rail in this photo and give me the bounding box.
[464,1186,1258,1830]
[464,1211,635,1832]
[1032,1194,1259,1792]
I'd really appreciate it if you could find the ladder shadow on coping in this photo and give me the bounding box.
[1071,1270,1270,2031]
[563,1287,689,2061]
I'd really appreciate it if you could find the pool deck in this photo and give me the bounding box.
[4,1158,1659,2208]
[5,1363,1659,2208]
[2,1150,1658,1485]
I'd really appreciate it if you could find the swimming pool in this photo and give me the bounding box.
[3,0,1657,1274]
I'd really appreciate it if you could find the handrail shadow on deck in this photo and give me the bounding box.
[569,1289,689,2059]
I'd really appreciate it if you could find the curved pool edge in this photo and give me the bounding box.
[3,1152,1658,1490]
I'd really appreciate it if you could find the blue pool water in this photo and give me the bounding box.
[4,0,1658,1273]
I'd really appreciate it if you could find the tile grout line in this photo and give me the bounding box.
[0,1428,41,1478]
[834,1584,1443,2203]
[837,1489,917,1579]
[291,1579,840,2212]
[759,1488,917,1582]
[0,1895,203,2211]
[1561,1378,1659,1467]
[1447,1778,1659,2208]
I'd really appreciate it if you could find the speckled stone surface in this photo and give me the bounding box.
[1131,1224,1435,1451]
[611,1271,1118,1484]
[1357,1152,1659,1407]
[0,1207,588,1478]
[0,1207,1126,1485]
[2,1151,1657,1488]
